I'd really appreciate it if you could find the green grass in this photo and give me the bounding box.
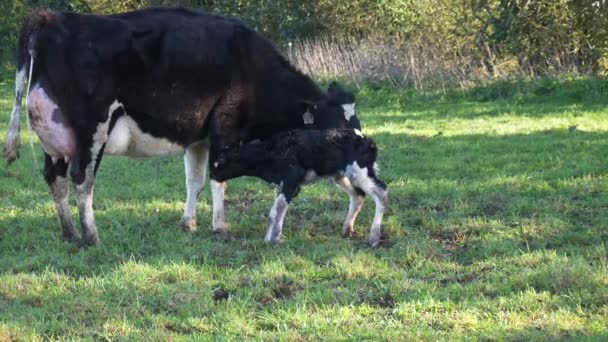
[1,75,607,340]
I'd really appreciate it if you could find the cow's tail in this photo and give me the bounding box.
[3,56,29,167]
[4,11,52,167]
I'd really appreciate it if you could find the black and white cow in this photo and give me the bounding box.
[3,8,361,245]
[213,129,388,246]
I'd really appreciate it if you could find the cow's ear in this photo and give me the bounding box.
[327,82,355,105]
[130,28,164,68]
[327,81,343,97]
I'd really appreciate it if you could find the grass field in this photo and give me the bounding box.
[0,74,607,340]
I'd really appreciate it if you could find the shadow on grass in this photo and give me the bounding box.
[0,129,605,268]
[0,127,606,339]
[358,77,608,123]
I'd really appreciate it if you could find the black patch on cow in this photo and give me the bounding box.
[51,108,63,124]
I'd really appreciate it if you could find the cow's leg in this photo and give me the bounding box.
[334,176,365,238]
[4,67,27,165]
[347,165,388,247]
[210,180,229,236]
[180,140,209,232]
[43,154,78,242]
[70,119,110,246]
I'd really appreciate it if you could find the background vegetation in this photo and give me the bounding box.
[1,0,608,87]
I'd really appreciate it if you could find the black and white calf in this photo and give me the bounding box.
[213,129,388,246]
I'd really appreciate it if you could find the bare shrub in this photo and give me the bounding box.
[287,36,598,91]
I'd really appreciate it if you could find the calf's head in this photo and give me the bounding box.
[213,141,271,182]
[302,82,360,130]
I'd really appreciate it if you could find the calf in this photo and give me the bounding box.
[213,129,388,246]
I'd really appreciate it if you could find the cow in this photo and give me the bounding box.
[3,8,361,245]
[213,128,388,246]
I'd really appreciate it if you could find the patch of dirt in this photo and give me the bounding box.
[358,289,395,308]
[272,278,304,300]
[256,278,304,307]
[212,287,234,302]
[429,229,478,252]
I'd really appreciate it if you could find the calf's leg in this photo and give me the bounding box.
[180,140,209,232]
[210,180,230,236]
[265,177,302,245]
[265,193,289,245]
[334,176,365,238]
[43,154,78,242]
[346,163,388,247]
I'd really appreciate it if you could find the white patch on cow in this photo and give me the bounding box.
[26,84,77,161]
[304,169,318,183]
[303,110,314,125]
[105,103,183,157]
[373,162,380,175]
[342,103,355,121]
[354,129,363,137]
[214,162,219,168]
[211,180,228,233]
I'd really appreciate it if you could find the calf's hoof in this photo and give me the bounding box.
[180,217,197,232]
[367,237,380,248]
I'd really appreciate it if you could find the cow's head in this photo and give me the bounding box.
[301,82,360,130]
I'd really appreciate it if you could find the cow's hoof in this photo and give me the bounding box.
[81,233,100,247]
[180,217,197,232]
[62,229,80,243]
[3,133,20,164]
[342,225,353,238]
[213,229,232,241]
[367,238,380,248]
[266,236,283,246]
[3,144,19,166]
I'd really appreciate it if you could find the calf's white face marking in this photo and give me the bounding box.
[105,103,183,157]
[354,129,363,137]
[342,103,355,120]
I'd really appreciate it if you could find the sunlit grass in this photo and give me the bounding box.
[0,74,607,340]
